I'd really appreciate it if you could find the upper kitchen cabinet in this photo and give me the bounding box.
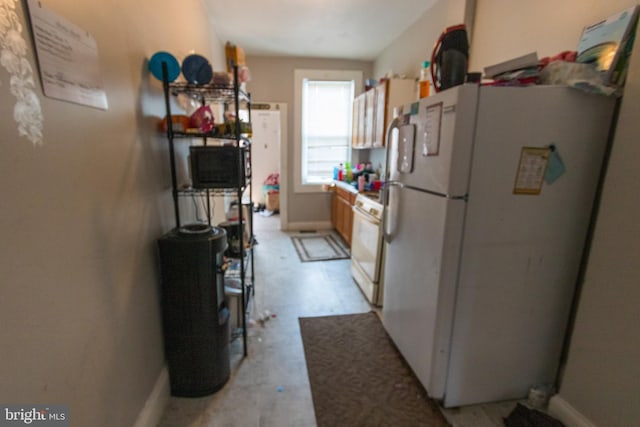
[351,93,366,148]
[364,88,376,147]
[352,78,415,149]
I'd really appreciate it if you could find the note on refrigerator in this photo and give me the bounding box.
[421,103,443,157]
[513,147,551,195]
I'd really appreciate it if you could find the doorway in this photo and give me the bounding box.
[246,102,287,230]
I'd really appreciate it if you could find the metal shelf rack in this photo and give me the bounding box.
[161,63,254,357]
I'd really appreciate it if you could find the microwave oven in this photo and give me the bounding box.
[189,145,249,189]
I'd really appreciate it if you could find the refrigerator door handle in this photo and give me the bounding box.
[384,117,401,182]
[382,181,403,243]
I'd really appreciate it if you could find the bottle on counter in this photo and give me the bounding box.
[358,175,365,192]
[345,161,353,182]
[337,163,344,181]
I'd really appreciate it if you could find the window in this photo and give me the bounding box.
[294,69,363,193]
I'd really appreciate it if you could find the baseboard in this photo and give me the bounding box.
[133,365,170,427]
[548,395,597,427]
[283,220,333,232]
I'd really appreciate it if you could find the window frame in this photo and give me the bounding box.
[293,69,363,193]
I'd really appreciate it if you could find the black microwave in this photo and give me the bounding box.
[189,145,249,189]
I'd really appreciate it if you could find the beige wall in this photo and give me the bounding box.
[469,1,631,71]
[471,0,640,426]
[246,56,373,226]
[377,1,640,424]
[556,10,640,427]
[471,2,640,426]
[373,0,476,84]
[0,0,224,425]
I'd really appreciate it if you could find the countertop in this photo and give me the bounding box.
[329,180,381,202]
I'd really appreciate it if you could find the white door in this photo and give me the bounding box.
[249,104,282,205]
[382,184,466,398]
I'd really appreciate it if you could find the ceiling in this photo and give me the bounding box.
[205,0,437,61]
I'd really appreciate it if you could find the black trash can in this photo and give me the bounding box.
[157,223,230,397]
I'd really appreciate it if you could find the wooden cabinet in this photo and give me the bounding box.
[351,90,368,149]
[351,94,366,148]
[351,78,416,149]
[373,83,387,148]
[364,89,376,147]
[330,184,357,247]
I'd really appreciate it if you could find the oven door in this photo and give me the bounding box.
[351,204,382,284]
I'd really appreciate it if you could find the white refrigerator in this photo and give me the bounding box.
[381,84,615,408]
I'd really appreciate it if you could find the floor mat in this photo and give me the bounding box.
[299,312,449,427]
[504,403,565,427]
[290,232,349,262]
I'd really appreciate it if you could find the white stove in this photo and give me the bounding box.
[350,193,385,305]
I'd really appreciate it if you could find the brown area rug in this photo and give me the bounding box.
[299,312,450,427]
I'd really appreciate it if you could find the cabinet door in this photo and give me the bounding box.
[331,188,354,247]
[373,82,388,147]
[357,94,366,147]
[332,189,346,240]
[384,78,418,147]
[331,190,339,226]
[351,96,360,148]
[364,89,375,148]
[344,199,354,246]
[337,194,352,246]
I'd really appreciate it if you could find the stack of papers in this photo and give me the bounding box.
[483,52,539,79]
[483,52,540,86]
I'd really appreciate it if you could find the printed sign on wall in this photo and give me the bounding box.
[26,0,108,110]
